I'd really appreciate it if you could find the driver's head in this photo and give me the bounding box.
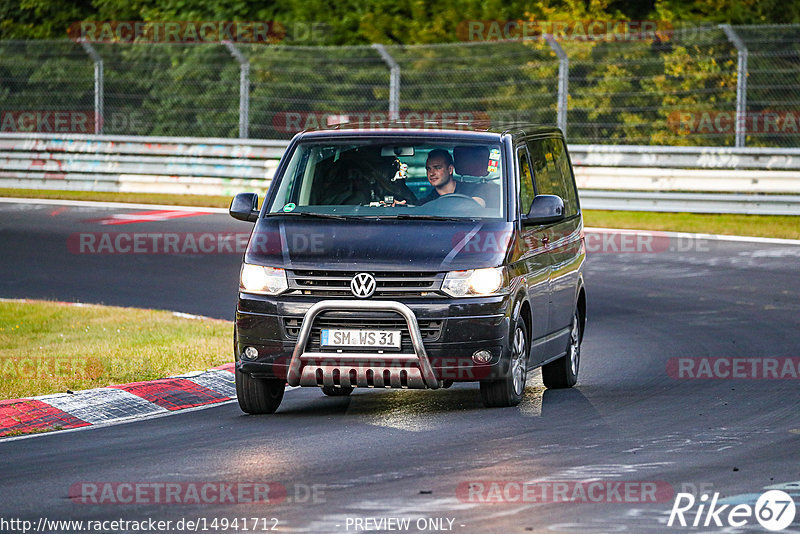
[426,149,454,189]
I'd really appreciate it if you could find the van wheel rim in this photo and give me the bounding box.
[511,326,526,395]
[569,313,580,376]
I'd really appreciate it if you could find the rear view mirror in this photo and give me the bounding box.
[229,193,259,222]
[381,146,415,157]
[523,194,565,225]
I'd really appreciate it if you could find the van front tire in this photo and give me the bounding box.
[542,310,581,389]
[235,368,285,414]
[480,317,528,408]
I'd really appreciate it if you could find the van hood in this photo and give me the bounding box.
[244,217,513,271]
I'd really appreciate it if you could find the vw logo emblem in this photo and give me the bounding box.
[350,273,376,298]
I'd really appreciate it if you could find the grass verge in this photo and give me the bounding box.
[582,210,800,240]
[0,299,231,400]
[3,188,800,240]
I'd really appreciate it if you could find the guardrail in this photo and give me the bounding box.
[569,144,800,196]
[1,132,799,214]
[0,132,284,196]
[569,144,800,170]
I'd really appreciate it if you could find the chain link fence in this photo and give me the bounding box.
[1,24,799,146]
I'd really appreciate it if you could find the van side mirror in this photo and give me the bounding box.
[523,194,565,225]
[229,193,259,222]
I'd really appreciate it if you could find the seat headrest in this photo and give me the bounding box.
[453,146,489,177]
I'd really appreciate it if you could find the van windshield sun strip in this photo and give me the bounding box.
[264,212,351,220]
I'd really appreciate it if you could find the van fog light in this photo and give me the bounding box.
[472,350,492,364]
[243,346,259,360]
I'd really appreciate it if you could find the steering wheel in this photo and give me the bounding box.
[428,193,482,207]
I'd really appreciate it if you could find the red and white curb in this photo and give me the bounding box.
[86,209,215,226]
[0,363,236,439]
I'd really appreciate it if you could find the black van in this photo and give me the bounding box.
[230,124,586,413]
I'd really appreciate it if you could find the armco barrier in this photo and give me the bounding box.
[569,144,800,195]
[572,166,800,194]
[0,133,285,196]
[2,133,800,213]
[569,144,800,170]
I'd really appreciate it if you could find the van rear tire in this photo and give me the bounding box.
[235,368,285,414]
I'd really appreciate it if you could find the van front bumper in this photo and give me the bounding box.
[235,293,513,384]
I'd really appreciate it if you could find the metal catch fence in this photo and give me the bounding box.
[1,24,799,146]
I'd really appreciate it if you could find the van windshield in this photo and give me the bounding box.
[266,139,505,219]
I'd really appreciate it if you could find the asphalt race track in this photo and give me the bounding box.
[1,199,799,534]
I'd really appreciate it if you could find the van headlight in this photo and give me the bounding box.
[442,267,506,297]
[240,264,288,295]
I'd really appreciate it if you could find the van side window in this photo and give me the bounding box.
[529,138,578,217]
[549,138,579,217]
[517,147,535,215]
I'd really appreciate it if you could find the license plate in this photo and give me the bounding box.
[321,329,401,349]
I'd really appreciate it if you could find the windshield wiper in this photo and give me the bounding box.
[264,212,350,220]
[265,212,479,222]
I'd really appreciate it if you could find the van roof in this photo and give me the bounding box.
[294,120,562,140]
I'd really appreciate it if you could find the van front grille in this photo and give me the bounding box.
[287,270,444,298]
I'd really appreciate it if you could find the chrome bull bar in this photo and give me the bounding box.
[286,300,440,390]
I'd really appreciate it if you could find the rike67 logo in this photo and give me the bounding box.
[668,490,796,531]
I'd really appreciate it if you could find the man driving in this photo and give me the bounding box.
[421,148,490,207]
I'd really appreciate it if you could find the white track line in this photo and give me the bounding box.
[0,196,228,213]
[2,197,798,245]
[584,226,800,245]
